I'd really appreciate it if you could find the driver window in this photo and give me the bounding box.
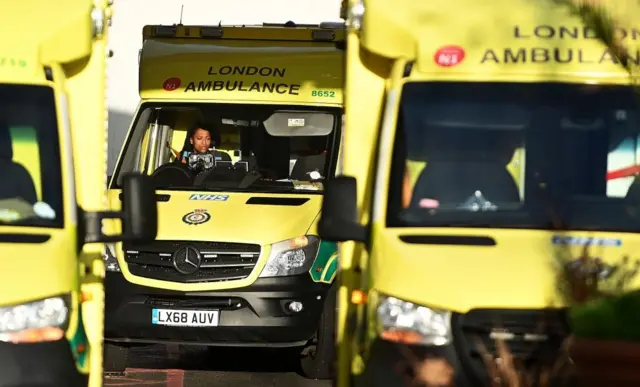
[115,108,181,185]
[114,109,152,186]
[136,110,180,175]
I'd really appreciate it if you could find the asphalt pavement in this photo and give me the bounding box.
[103,344,330,387]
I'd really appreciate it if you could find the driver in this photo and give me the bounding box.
[175,124,220,173]
[290,136,328,180]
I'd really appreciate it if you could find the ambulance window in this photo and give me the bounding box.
[0,84,63,228]
[112,108,152,186]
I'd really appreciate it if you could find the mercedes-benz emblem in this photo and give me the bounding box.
[172,245,202,275]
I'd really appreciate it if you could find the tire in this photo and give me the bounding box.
[104,343,129,373]
[300,283,337,380]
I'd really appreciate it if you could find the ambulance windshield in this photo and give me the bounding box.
[112,103,341,194]
[0,84,64,228]
[389,81,640,232]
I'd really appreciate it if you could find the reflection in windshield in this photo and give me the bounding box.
[0,85,63,228]
[458,190,498,212]
[389,82,640,232]
[115,105,339,194]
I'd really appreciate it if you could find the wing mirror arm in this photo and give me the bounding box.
[318,175,367,243]
[83,211,122,244]
[81,173,158,245]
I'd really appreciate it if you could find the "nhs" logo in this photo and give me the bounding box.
[189,194,229,201]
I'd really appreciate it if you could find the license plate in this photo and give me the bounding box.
[151,309,220,327]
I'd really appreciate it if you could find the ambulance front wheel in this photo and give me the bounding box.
[300,282,337,380]
[104,343,129,373]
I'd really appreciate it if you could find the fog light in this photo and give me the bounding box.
[288,301,303,313]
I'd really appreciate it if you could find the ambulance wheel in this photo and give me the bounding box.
[104,343,129,373]
[300,283,337,380]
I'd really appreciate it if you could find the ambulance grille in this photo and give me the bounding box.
[123,240,261,283]
[453,308,569,385]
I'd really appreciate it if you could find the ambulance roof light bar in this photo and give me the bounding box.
[262,21,318,28]
[312,30,335,41]
[153,25,177,37]
[319,21,345,29]
[147,21,343,40]
[201,27,223,38]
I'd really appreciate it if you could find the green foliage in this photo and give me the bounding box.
[547,0,640,343]
[570,290,640,341]
[554,0,631,70]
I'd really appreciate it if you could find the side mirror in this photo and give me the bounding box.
[121,172,158,242]
[318,175,367,242]
[83,172,158,244]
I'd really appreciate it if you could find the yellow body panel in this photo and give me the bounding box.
[337,0,640,384]
[107,190,323,291]
[139,39,343,106]
[0,228,77,304]
[0,0,111,383]
[0,54,46,85]
[361,0,638,72]
[370,228,640,312]
[334,15,389,385]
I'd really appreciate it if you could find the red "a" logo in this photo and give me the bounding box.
[163,77,181,91]
[434,45,466,67]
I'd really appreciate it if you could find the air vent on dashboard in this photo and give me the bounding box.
[245,197,309,206]
[399,235,497,246]
[0,234,51,243]
[118,193,171,202]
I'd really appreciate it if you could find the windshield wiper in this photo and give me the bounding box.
[203,186,301,193]
[154,183,304,193]
[535,185,567,231]
[399,208,533,228]
[154,185,195,190]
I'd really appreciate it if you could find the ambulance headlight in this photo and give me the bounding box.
[259,236,320,278]
[376,295,452,346]
[0,296,69,343]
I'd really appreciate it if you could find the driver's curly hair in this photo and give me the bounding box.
[182,121,221,151]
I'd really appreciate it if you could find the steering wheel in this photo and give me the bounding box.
[193,169,213,186]
[151,163,195,187]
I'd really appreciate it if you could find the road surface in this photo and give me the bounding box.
[103,344,331,387]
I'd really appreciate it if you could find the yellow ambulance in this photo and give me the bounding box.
[0,0,157,386]
[104,21,344,379]
[319,0,640,386]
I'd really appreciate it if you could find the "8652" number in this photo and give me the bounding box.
[311,90,336,98]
